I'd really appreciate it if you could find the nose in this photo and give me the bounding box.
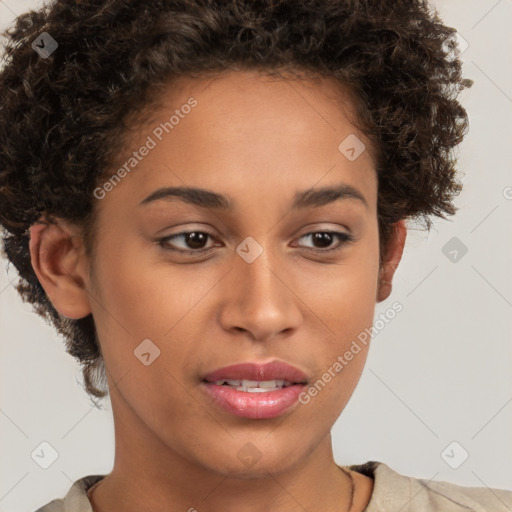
[218,244,303,342]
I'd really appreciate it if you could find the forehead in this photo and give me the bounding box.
[98,70,377,217]
[145,69,369,148]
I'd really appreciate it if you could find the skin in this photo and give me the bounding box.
[29,70,406,512]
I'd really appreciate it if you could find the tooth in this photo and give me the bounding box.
[212,378,296,390]
[241,379,259,387]
[258,380,280,388]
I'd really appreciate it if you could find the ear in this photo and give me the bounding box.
[376,219,407,302]
[29,216,92,319]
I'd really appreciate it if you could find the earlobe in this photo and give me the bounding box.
[376,220,407,303]
[29,216,92,319]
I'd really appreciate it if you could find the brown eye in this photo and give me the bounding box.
[157,231,217,253]
[294,231,354,252]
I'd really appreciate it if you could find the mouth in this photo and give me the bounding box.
[200,360,309,419]
[201,360,309,387]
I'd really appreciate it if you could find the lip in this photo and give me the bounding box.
[202,360,309,383]
[201,382,306,419]
[200,360,309,419]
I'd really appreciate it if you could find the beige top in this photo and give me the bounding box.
[34,460,512,511]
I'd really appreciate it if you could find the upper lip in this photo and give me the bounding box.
[202,360,309,384]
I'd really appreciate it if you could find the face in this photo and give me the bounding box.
[34,70,404,478]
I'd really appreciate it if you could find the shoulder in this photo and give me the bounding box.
[348,460,512,512]
[34,475,105,512]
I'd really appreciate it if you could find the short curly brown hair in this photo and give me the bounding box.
[0,0,472,399]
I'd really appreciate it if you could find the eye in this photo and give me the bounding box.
[156,229,354,256]
[156,231,217,254]
[293,231,354,252]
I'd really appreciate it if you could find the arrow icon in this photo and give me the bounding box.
[134,339,161,365]
[31,441,59,468]
[31,32,58,58]
[442,237,468,263]
[338,134,366,161]
[236,237,263,263]
[441,441,469,469]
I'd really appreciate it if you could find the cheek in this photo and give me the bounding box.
[299,276,376,421]
[88,237,229,383]
[299,224,379,404]
[90,237,192,338]
[87,246,197,414]
[309,224,380,340]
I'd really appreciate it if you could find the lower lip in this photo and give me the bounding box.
[201,381,306,419]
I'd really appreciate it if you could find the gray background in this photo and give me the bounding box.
[1,0,511,510]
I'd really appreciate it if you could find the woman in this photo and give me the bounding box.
[0,0,510,511]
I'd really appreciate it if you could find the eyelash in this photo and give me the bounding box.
[156,230,354,255]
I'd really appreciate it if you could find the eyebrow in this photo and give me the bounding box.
[138,183,368,210]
